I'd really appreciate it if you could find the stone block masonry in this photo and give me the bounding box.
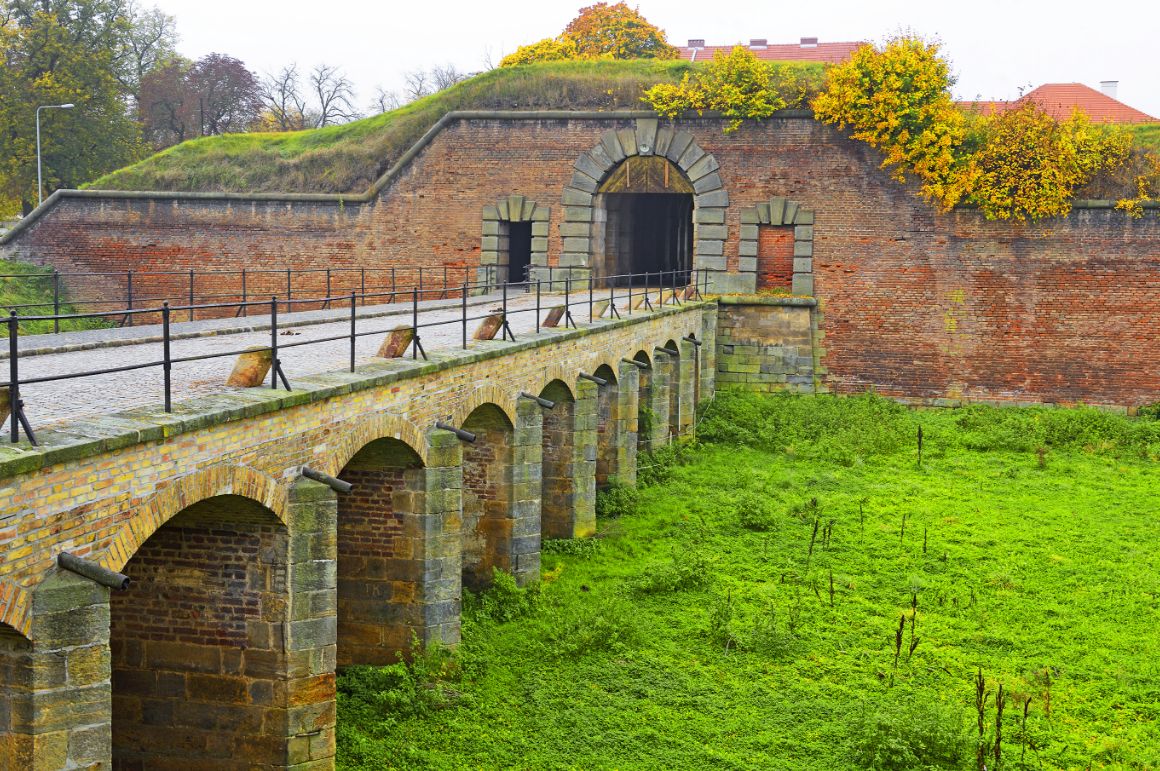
[0,302,710,770]
[716,296,820,394]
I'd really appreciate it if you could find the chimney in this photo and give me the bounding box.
[800,36,819,48]
[749,38,768,49]
[1100,80,1119,100]
[687,39,705,48]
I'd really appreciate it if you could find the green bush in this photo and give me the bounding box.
[731,490,777,532]
[542,537,602,557]
[595,483,639,518]
[464,569,541,622]
[849,692,972,770]
[539,594,638,658]
[631,543,712,594]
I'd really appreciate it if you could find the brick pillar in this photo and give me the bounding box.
[511,400,542,585]
[420,429,463,648]
[649,350,674,448]
[6,573,111,770]
[571,378,598,538]
[678,338,698,435]
[284,478,338,770]
[615,361,640,486]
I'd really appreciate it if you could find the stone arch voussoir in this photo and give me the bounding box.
[561,118,729,278]
[325,412,430,474]
[739,196,816,295]
[450,383,518,429]
[105,465,287,573]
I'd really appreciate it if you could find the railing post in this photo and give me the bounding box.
[418,267,424,302]
[270,296,279,389]
[162,302,172,412]
[126,270,134,326]
[285,269,292,308]
[462,281,468,350]
[8,312,19,443]
[389,267,394,302]
[52,270,60,333]
[349,291,357,373]
[188,269,195,321]
[535,279,541,334]
[442,265,448,300]
[627,274,632,317]
[588,275,594,322]
[325,268,332,310]
[362,267,368,306]
[241,268,248,317]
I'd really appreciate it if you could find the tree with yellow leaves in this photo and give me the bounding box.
[643,47,785,132]
[500,3,676,67]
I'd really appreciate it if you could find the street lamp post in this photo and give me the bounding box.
[36,103,75,207]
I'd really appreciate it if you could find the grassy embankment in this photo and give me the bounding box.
[91,60,826,195]
[336,392,1160,770]
[1126,123,1160,153]
[0,259,109,335]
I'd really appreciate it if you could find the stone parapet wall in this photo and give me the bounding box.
[716,296,819,393]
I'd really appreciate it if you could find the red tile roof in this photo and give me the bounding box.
[959,83,1156,124]
[676,39,865,64]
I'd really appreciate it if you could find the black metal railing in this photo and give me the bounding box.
[1,269,708,446]
[0,265,480,331]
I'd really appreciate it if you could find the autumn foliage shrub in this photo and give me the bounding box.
[813,35,1144,221]
[643,47,787,132]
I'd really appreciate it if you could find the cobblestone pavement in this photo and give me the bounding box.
[3,287,667,433]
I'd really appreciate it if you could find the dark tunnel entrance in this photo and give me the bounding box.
[604,193,693,285]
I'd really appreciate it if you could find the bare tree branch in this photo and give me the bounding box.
[403,69,430,102]
[369,85,400,114]
[260,63,308,131]
[431,63,467,91]
[310,63,359,127]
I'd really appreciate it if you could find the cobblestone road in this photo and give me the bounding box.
[3,287,663,433]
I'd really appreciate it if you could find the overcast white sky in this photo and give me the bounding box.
[151,0,1160,119]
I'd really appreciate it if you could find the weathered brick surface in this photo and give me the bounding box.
[757,227,794,290]
[7,115,1156,406]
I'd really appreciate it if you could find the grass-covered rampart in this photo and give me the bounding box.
[336,393,1160,770]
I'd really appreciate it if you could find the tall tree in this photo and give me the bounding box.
[260,63,309,131]
[0,0,141,212]
[118,0,177,100]
[309,63,358,126]
[186,53,261,135]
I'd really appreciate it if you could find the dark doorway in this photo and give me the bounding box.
[507,221,532,285]
[604,193,693,285]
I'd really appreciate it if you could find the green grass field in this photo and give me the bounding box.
[0,259,110,335]
[1126,124,1160,153]
[336,393,1160,770]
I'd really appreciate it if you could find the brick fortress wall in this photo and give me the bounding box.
[4,115,1157,407]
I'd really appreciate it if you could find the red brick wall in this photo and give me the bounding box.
[461,405,513,590]
[110,497,288,767]
[757,227,794,291]
[7,115,1158,406]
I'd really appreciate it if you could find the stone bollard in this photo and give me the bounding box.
[226,346,273,387]
[0,387,9,427]
[542,305,566,328]
[377,325,415,358]
[591,299,610,319]
[473,313,505,340]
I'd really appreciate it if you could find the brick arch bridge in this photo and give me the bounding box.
[0,301,713,770]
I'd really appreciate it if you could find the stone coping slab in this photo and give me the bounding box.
[716,294,818,307]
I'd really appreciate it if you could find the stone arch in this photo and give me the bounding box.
[335,434,430,666]
[739,196,816,295]
[110,491,292,768]
[325,411,430,475]
[104,464,286,572]
[450,383,518,429]
[481,194,550,285]
[661,339,683,440]
[559,119,728,284]
[459,401,518,590]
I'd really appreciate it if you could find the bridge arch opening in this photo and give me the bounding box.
[461,403,515,591]
[0,622,31,762]
[110,494,289,768]
[539,379,581,539]
[336,437,427,666]
[593,363,621,489]
[595,156,694,286]
[664,339,682,440]
[633,350,655,452]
